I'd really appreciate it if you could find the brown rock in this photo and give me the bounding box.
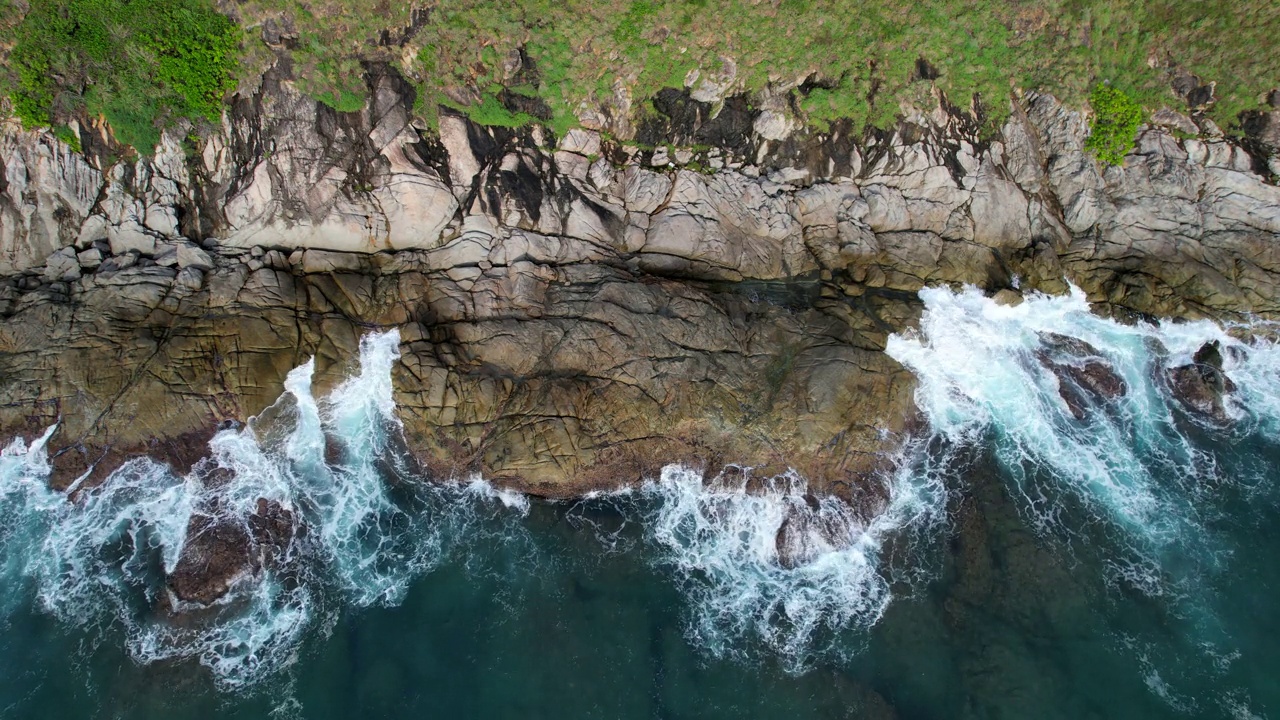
[1035,332,1127,420]
[1166,340,1237,424]
[166,498,297,606]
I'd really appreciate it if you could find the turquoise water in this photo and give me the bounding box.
[2,288,1280,719]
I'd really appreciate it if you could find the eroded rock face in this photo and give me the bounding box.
[2,65,1280,502]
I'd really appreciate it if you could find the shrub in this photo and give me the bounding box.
[5,0,239,150]
[1085,83,1145,166]
[444,93,537,128]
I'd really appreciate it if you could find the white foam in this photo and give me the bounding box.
[882,285,1280,570]
[641,461,945,671]
[0,329,532,691]
[463,476,533,515]
[887,285,1280,710]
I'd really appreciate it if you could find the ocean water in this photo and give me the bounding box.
[1,286,1279,719]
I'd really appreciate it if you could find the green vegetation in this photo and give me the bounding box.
[52,125,82,153]
[1085,84,1145,165]
[1,0,1277,148]
[443,93,539,128]
[389,0,1280,135]
[2,0,238,151]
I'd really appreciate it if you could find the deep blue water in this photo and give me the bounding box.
[2,287,1280,719]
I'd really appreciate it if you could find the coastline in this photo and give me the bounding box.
[1,68,1278,498]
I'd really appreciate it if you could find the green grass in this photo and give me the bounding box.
[442,93,539,128]
[2,0,1277,146]
[386,0,1278,136]
[52,124,81,153]
[2,0,238,151]
[1085,83,1145,165]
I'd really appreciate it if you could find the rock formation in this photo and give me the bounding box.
[1166,340,1238,424]
[2,65,1279,498]
[1035,332,1128,420]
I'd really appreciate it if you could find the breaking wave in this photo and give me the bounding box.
[886,286,1280,584]
[886,285,1280,714]
[628,458,947,672]
[0,330,531,691]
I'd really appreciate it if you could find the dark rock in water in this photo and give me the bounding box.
[1035,333,1128,420]
[774,495,856,570]
[1194,339,1225,370]
[166,499,297,607]
[249,498,299,549]
[167,513,254,606]
[1167,340,1237,424]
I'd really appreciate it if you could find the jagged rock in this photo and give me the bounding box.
[753,109,793,140]
[42,247,81,282]
[1,70,1280,510]
[300,249,367,274]
[1036,332,1128,420]
[558,128,601,156]
[166,498,297,606]
[0,127,103,274]
[175,266,205,291]
[154,242,179,266]
[108,228,158,257]
[773,495,857,570]
[1167,340,1237,423]
[1151,108,1200,136]
[176,241,214,270]
[76,247,103,269]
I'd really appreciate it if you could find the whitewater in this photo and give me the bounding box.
[2,285,1280,718]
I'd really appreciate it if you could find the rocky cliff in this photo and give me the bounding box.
[2,65,1279,497]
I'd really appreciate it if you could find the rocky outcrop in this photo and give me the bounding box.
[167,496,297,606]
[1035,332,1128,420]
[1167,340,1238,424]
[1,66,1279,496]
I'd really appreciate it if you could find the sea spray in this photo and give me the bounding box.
[885,284,1280,713]
[635,460,946,672]
[0,330,533,691]
[886,287,1280,566]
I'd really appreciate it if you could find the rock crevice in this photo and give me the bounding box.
[2,72,1280,494]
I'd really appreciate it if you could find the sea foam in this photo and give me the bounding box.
[637,459,946,672]
[0,330,530,691]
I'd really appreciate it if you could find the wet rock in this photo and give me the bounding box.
[1167,340,1237,423]
[774,495,854,570]
[166,498,297,606]
[992,289,1023,306]
[1036,332,1127,420]
[167,512,252,606]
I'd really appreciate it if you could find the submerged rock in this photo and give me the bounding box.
[1167,340,1237,424]
[774,494,861,570]
[166,497,297,607]
[1035,332,1128,420]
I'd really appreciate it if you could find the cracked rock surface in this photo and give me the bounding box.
[2,67,1280,496]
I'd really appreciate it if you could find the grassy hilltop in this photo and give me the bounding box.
[1,0,1277,154]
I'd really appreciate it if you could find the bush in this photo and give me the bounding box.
[444,93,537,128]
[1085,83,1145,166]
[5,0,239,151]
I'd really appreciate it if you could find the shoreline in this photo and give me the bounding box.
[0,74,1278,500]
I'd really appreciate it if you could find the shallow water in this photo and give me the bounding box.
[2,287,1280,719]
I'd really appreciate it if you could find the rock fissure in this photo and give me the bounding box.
[1,72,1279,501]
